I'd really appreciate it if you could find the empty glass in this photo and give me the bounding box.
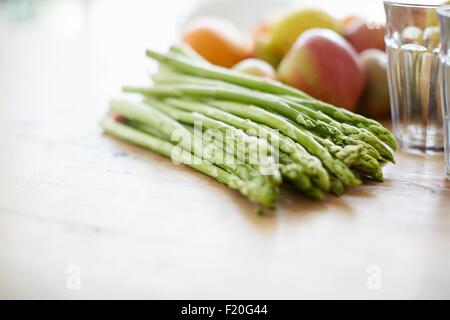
[384,1,444,154]
[438,5,450,178]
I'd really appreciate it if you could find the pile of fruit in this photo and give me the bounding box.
[181,7,391,119]
[101,44,396,211]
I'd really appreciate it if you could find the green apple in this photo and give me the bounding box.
[254,8,341,67]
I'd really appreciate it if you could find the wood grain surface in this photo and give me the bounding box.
[0,0,449,299]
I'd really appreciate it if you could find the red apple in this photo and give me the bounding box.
[277,28,365,110]
[357,49,391,119]
[345,19,385,53]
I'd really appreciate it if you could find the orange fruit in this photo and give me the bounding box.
[182,17,253,68]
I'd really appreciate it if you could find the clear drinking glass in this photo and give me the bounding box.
[438,5,450,178]
[384,1,444,154]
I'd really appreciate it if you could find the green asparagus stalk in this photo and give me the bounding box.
[146,47,396,151]
[159,96,382,185]
[278,115,384,181]
[280,98,394,163]
[151,71,243,92]
[111,99,281,183]
[150,72,390,163]
[278,152,325,200]
[150,71,392,163]
[109,100,280,203]
[101,117,278,208]
[181,123,325,198]
[168,43,208,62]
[128,112,281,192]
[204,100,361,187]
[282,95,398,151]
[180,124,279,187]
[126,118,168,140]
[124,84,393,163]
[354,155,384,181]
[100,45,397,209]
[310,133,383,181]
[160,99,325,198]
[329,176,345,196]
[135,95,322,196]
[313,137,362,167]
[146,48,309,98]
[141,97,278,173]
[162,97,330,192]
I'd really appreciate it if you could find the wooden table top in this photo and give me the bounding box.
[0,0,449,299]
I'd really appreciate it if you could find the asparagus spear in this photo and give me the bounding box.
[204,100,361,187]
[110,99,281,181]
[280,99,394,163]
[272,114,384,181]
[310,133,383,181]
[139,97,278,173]
[128,111,282,193]
[180,124,280,188]
[150,72,390,163]
[101,117,278,208]
[278,152,325,200]
[100,46,396,209]
[282,95,398,151]
[109,100,280,203]
[329,176,345,196]
[150,72,389,170]
[146,47,396,151]
[153,98,329,197]
[129,118,255,181]
[168,43,208,62]
[146,48,309,98]
[162,97,330,192]
[124,84,394,163]
[152,71,243,92]
[182,122,325,199]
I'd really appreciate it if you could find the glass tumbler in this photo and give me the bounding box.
[384,1,444,153]
[438,5,450,178]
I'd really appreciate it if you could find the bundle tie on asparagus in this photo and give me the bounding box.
[101,44,396,211]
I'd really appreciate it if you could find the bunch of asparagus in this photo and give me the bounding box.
[102,44,396,211]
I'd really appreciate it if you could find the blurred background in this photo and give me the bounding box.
[0,0,387,100]
[0,0,394,135]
